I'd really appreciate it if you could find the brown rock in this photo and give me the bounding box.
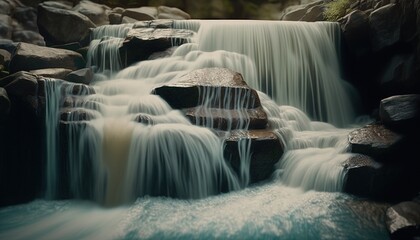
[222,130,284,183]
[348,123,403,160]
[30,68,73,79]
[386,201,420,239]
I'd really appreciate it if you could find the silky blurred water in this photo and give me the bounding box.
[0,181,390,240]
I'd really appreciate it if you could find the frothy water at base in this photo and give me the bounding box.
[0,183,389,240]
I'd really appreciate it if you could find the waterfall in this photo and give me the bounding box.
[43,20,361,205]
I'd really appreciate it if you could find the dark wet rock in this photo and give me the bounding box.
[108,12,122,24]
[386,201,420,240]
[379,94,420,133]
[120,27,194,67]
[51,42,82,52]
[0,87,10,118]
[348,123,403,161]
[184,106,268,130]
[343,154,420,201]
[0,71,38,97]
[339,10,371,57]
[153,68,262,109]
[12,6,38,32]
[37,3,95,45]
[369,4,401,51]
[64,68,93,85]
[72,0,110,26]
[30,68,72,79]
[60,108,98,121]
[8,42,86,73]
[222,130,283,183]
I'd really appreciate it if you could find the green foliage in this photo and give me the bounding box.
[324,0,353,22]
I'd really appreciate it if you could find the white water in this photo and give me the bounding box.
[41,20,367,206]
[1,19,389,240]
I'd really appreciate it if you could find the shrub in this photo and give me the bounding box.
[324,0,354,22]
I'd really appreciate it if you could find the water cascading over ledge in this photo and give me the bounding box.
[44,19,361,206]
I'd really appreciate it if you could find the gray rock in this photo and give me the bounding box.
[386,201,420,239]
[12,6,38,32]
[379,94,420,132]
[108,12,122,25]
[64,67,93,85]
[72,0,110,26]
[0,71,38,97]
[0,1,11,15]
[282,6,307,21]
[122,7,157,21]
[157,6,191,20]
[369,4,401,51]
[41,1,73,10]
[0,14,12,39]
[30,68,72,79]
[300,5,325,22]
[9,42,86,73]
[37,4,96,45]
[12,30,45,46]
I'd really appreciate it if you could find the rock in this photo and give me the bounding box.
[343,154,383,197]
[300,5,325,22]
[0,87,10,117]
[369,4,401,51]
[8,42,86,73]
[30,68,72,79]
[339,10,371,57]
[120,27,194,67]
[12,30,45,46]
[0,14,13,39]
[152,68,262,109]
[72,0,110,26]
[157,6,191,20]
[282,6,307,21]
[386,201,420,240]
[41,1,73,10]
[108,12,122,25]
[64,68,93,85]
[348,123,403,161]
[0,71,38,97]
[0,49,11,70]
[184,106,268,130]
[0,1,11,15]
[121,16,138,24]
[60,108,98,121]
[37,3,96,45]
[122,7,157,21]
[379,94,420,133]
[379,54,418,96]
[222,130,283,183]
[12,6,38,32]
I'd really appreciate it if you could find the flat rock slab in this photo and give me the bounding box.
[184,106,267,130]
[221,130,283,183]
[348,123,403,161]
[153,68,262,109]
[9,42,86,73]
[380,94,420,133]
[120,27,194,66]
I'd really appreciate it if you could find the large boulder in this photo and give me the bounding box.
[120,26,194,67]
[222,130,284,184]
[12,6,38,32]
[72,0,110,26]
[386,201,420,240]
[157,6,191,20]
[153,68,262,109]
[64,67,93,85]
[122,7,157,21]
[37,3,96,46]
[8,42,86,73]
[12,30,45,46]
[0,14,13,39]
[379,94,420,133]
[369,4,401,51]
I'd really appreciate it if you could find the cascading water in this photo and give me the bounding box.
[43,20,363,205]
[0,19,391,240]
